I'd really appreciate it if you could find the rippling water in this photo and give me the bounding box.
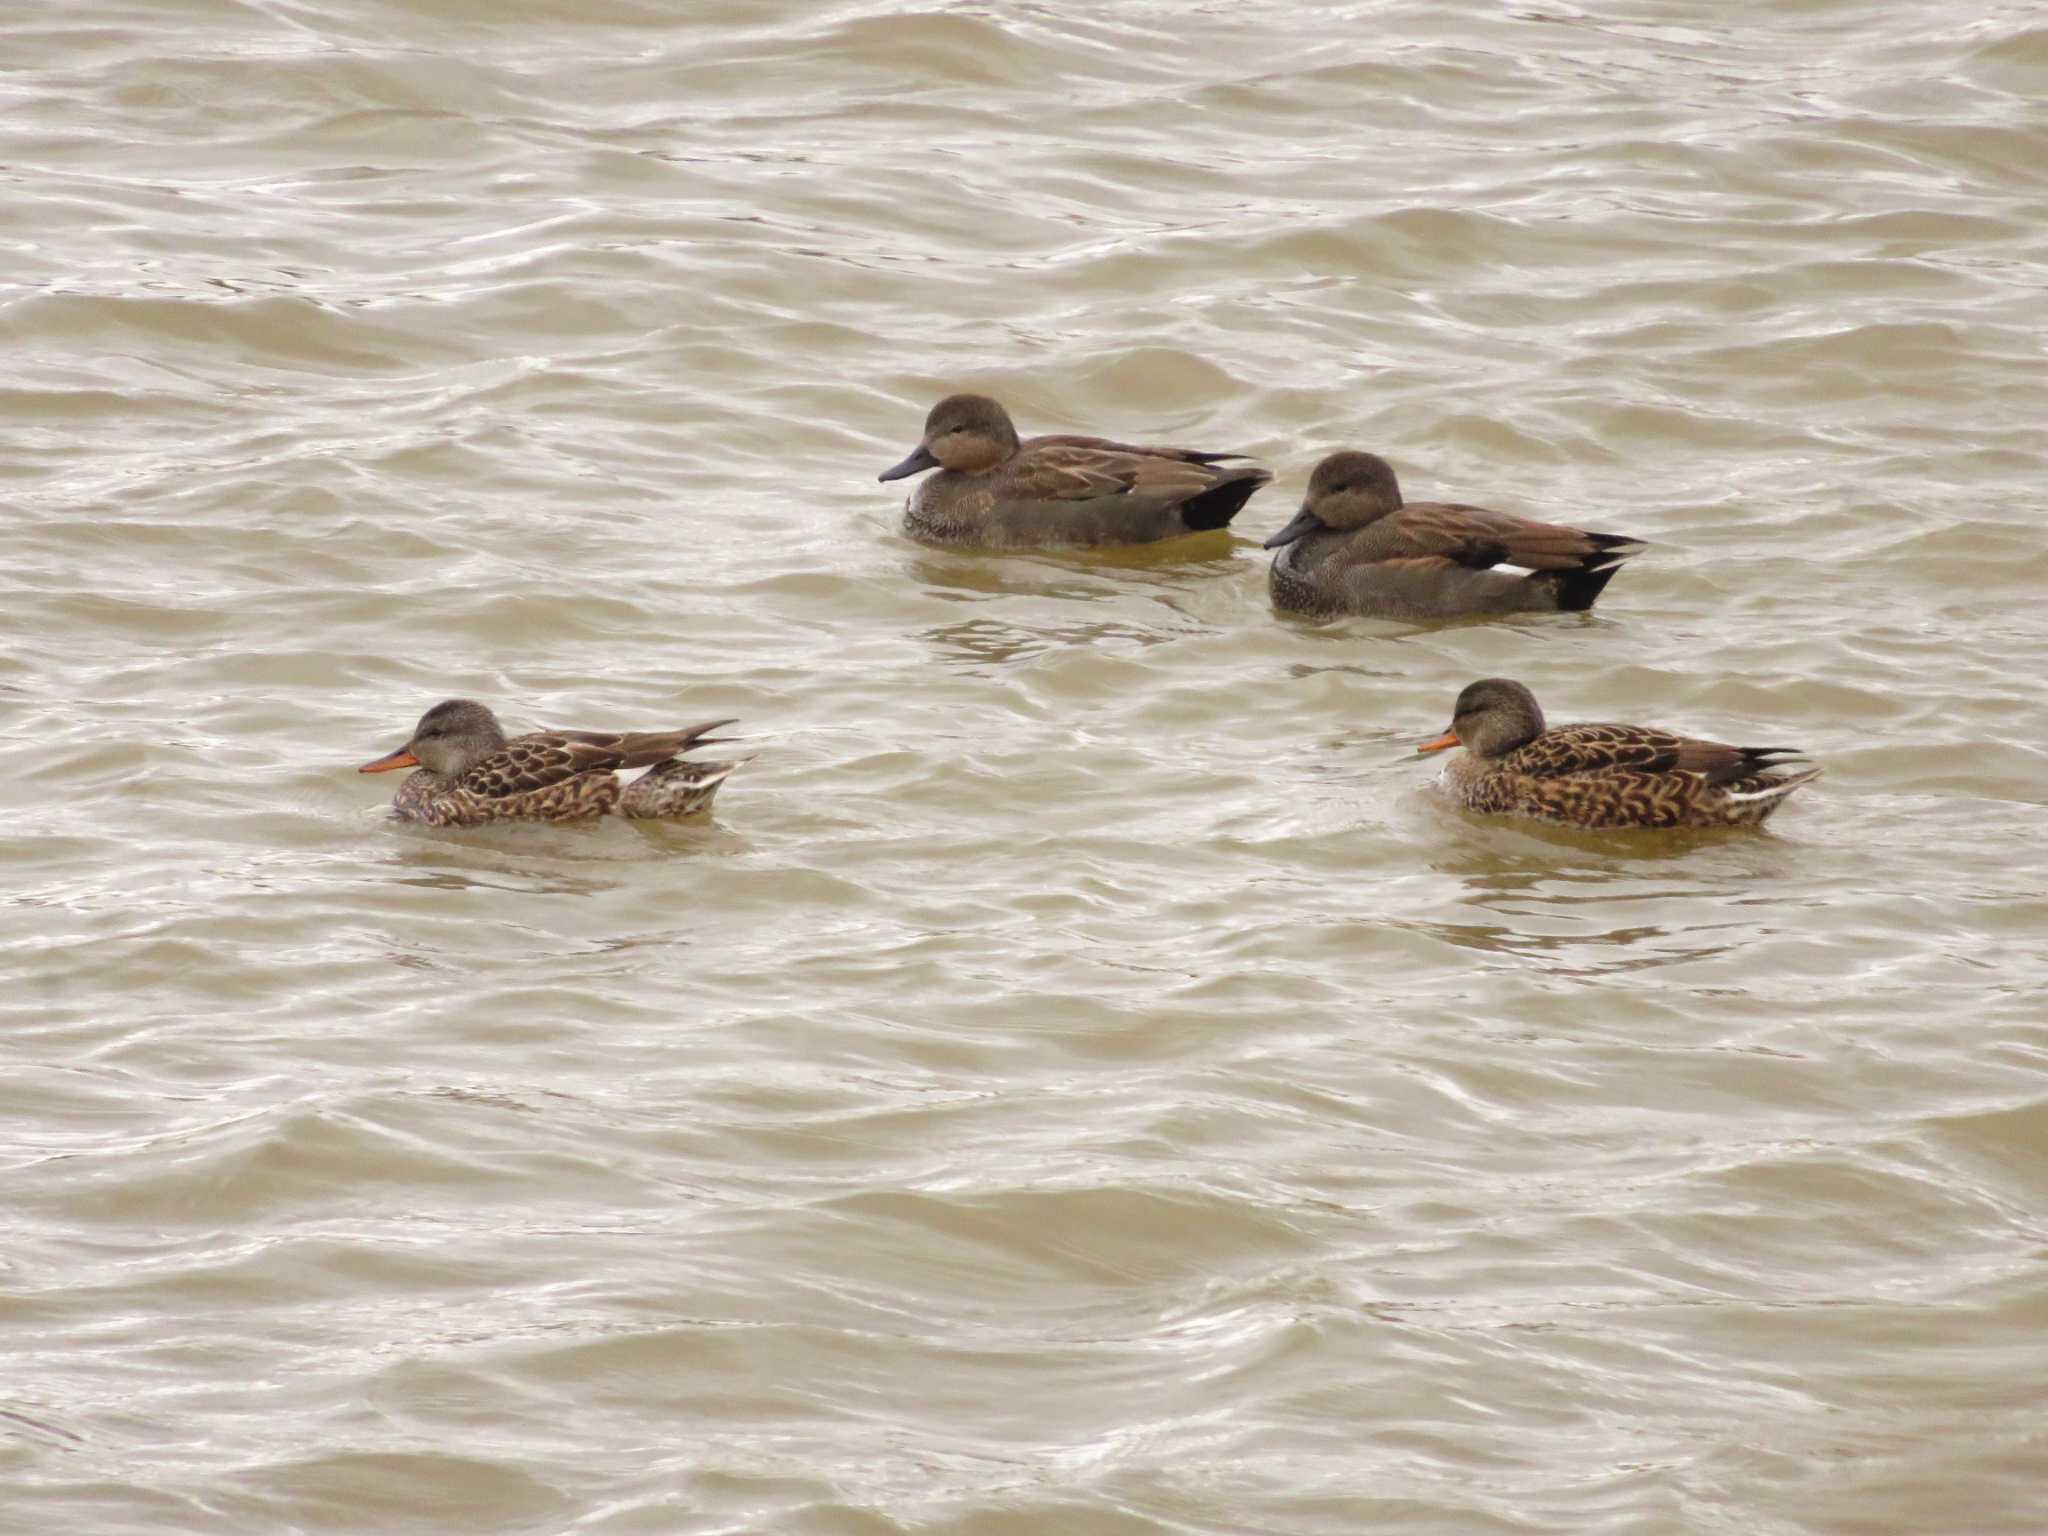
[6,2,2048,1531]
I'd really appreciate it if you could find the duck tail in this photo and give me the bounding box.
[620,753,753,819]
[637,719,742,766]
[1178,466,1274,532]
[1550,562,1622,611]
[1723,764,1822,822]
[1547,533,1645,610]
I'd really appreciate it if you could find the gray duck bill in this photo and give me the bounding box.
[1262,506,1325,549]
[878,444,939,482]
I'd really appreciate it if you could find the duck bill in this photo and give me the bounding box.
[1261,506,1324,550]
[878,443,938,482]
[1416,729,1461,755]
[358,746,420,773]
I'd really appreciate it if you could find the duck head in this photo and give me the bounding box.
[879,393,1021,481]
[360,698,510,778]
[1419,678,1546,759]
[1263,450,1404,549]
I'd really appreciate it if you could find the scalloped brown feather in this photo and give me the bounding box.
[387,720,740,826]
[1441,722,1820,829]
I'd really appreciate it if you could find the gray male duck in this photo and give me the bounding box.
[880,393,1272,548]
[1266,451,1645,620]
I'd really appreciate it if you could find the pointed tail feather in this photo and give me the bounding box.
[1581,531,1647,569]
[605,719,740,770]
[620,754,753,819]
[1543,533,1649,610]
[1707,747,1815,786]
[1722,765,1822,821]
[1551,562,1622,611]
[1178,467,1273,532]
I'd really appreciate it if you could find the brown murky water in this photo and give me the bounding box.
[6,3,2047,1532]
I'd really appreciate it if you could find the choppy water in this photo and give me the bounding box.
[6,2,2048,1532]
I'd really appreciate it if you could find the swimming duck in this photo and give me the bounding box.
[1266,451,1644,619]
[1417,678,1820,829]
[879,392,1271,547]
[359,699,744,826]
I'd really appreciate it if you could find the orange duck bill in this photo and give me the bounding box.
[1417,729,1461,754]
[358,746,420,773]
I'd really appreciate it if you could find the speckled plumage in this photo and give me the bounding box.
[361,700,743,827]
[1266,451,1643,619]
[880,393,1271,548]
[617,756,744,819]
[1420,679,1819,830]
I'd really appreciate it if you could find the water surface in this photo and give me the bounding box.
[5,2,2047,1532]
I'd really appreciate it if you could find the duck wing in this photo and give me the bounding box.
[999,441,1272,539]
[457,721,738,800]
[1383,502,1644,572]
[1510,723,1809,785]
[546,720,740,768]
[1003,441,1154,504]
[1033,433,1254,466]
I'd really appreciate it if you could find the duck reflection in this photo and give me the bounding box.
[903,538,1243,600]
[920,614,1186,670]
[373,816,743,897]
[1402,808,1811,976]
[1398,913,1744,976]
[905,543,1244,671]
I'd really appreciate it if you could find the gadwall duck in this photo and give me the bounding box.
[359,699,744,826]
[879,393,1272,548]
[1266,452,1644,619]
[1418,678,1820,829]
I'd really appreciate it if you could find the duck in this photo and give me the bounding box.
[879,392,1271,548]
[358,699,744,826]
[1265,451,1644,619]
[1417,678,1820,829]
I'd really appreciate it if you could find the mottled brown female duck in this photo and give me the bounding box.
[1266,451,1644,619]
[1417,678,1820,829]
[359,700,744,826]
[879,392,1271,548]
